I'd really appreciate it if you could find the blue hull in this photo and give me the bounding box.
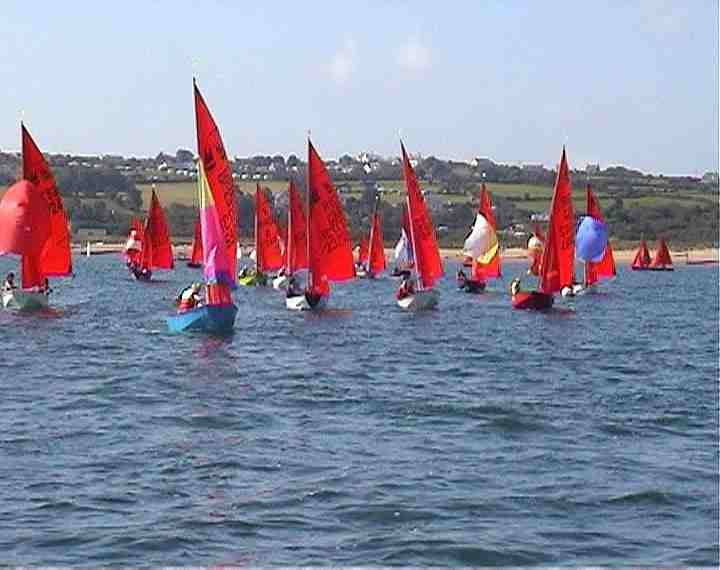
[166,304,238,334]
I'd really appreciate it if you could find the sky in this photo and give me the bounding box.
[0,1,717,175]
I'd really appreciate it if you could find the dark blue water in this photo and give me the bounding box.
[0,254,717,566]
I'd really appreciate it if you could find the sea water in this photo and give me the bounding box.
[0,254,717,566]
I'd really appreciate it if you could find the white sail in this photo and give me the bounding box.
[463,214,498,262]
[393,229,413,267]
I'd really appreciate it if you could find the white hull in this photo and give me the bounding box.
[285,293,328,312]
[2,290,49,311]
[273,275,289,290]
[397,289,439,311]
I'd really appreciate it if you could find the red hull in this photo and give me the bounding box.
[512,291,554,310]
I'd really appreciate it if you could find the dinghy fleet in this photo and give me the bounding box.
[0,80,678,334]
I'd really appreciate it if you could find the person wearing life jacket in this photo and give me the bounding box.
[396,275,415,300]
[510,277,522,299]
[3,272,17,293]
[286,275,302,298]
[176,282,202,313]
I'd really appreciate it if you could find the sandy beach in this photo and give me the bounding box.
[74,242,718,264]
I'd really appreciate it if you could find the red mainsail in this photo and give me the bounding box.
[22,123,72,277]
[194,79,238,284]
[285,178,308,274]
[307,139,355,288]
[189,217,203,266]
[472,183,501,280]
[368,211,386,275]
[584,185,616,286]
[255,184,283,272]
[650,238,673,268]
[141,189,174,270]
[401,141,443,289]
[0,180,51,288]
[631,239,652,269]
[539,147,575,294]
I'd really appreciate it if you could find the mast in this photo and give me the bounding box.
[254,187,259,272]
[406,195,422,291]
[306,137,312,289]
[287,182,293,277]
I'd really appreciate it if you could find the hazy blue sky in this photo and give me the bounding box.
[1,1,717,175]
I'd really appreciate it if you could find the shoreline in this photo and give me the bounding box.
[73,242,719,264]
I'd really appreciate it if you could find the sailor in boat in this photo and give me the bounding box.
[456,267,468,289]
[396,274,416,300]
[286,275,303,298]
[40,278,51,296]
[176,282,203,313]
[510,277,522,299]
[3,272,17,293]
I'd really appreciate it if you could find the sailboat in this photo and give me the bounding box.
[649,238,674,271]
[631,239,652,270]
[187,217,203,268]
[286,138,355,311]
[166,79,238,334]
[125,187,174,280]
[458,183,501,293]
[276,178,308,291]
[579,185,615,291]
[238,184,283,286]
[395,141,443,310]
[356,196,386,279]
[511,147,575,310]
[0,123,73,310]
[391,209,414,278]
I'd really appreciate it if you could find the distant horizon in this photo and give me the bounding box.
[1,2,717,177]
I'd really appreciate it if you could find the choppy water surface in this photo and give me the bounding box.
[0,254,717,566]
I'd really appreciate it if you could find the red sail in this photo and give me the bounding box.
[650,238,673,268]
[285,179,308,273]
[142,189,174,270]
[358,237,369,264]
[473,184,501,279]
[368,212,386,275]
[22,124,72,277]
[539,147,575,294]
[401,142,443,289]
[194,80,238,282]
[631,239,652,269]
[255,184,283,272]
[0,180,50,288]
[307,140,355,284]
[189,217,203,266]
[584,185,616,286]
